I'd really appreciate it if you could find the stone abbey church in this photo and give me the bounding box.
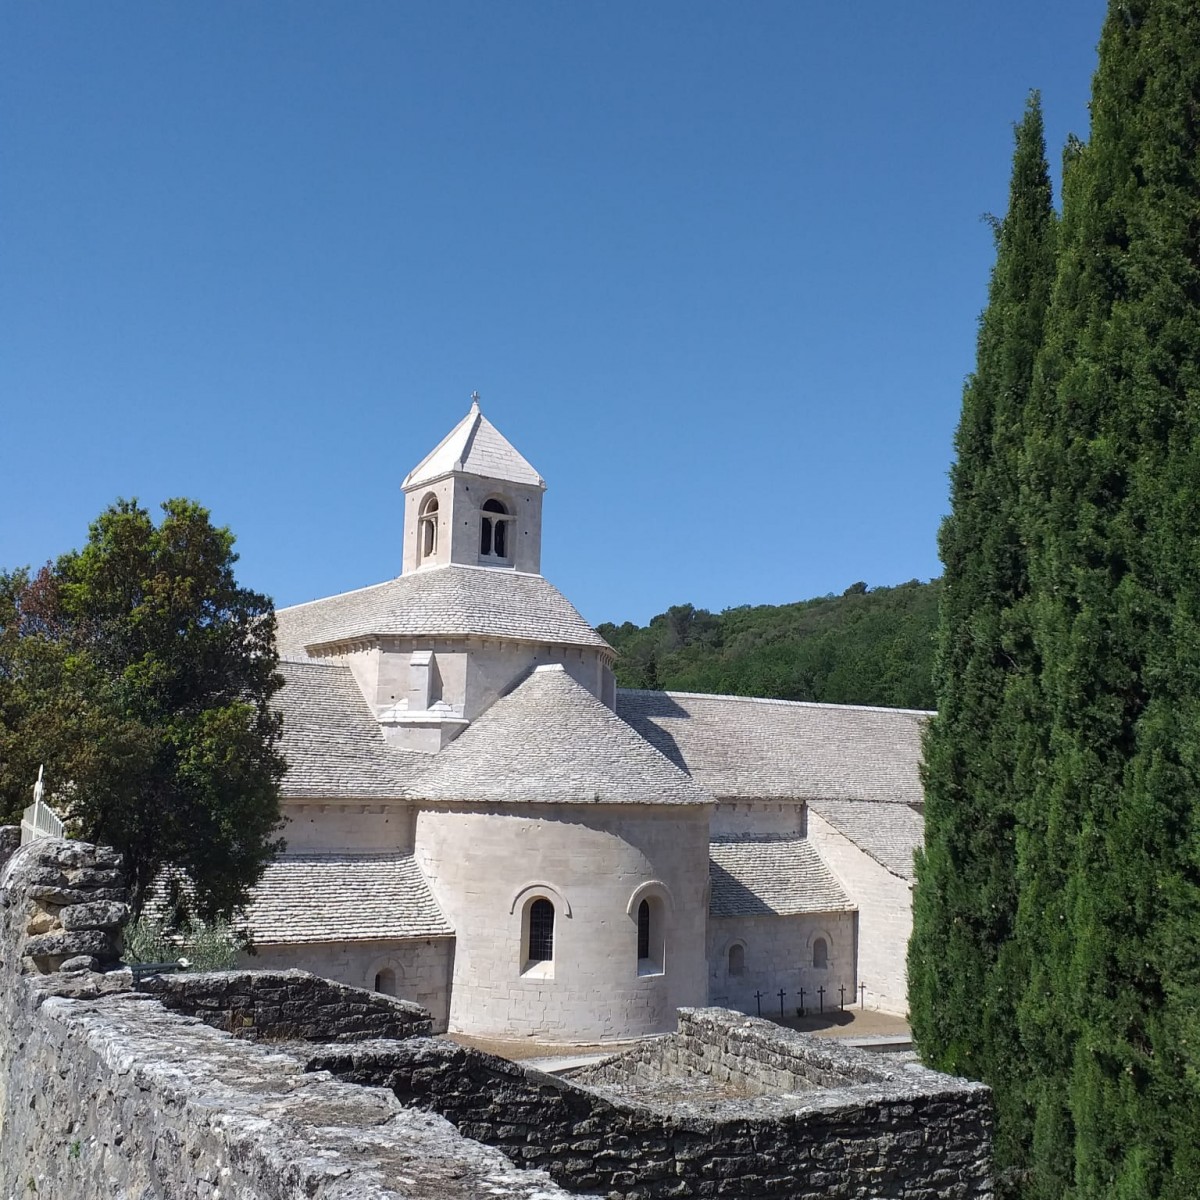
[249,401,926,1042]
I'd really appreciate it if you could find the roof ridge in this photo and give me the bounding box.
[621,688,934,718]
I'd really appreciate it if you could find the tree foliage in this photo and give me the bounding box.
[598,580,939,710]
[916,4,1200,1196]
[1012,4,1200,1196]
[908,92,1057,1177]
[0,499,285,918]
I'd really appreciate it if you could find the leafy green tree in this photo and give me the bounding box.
[908,93,1056,1180]
[1013,4,1200,1196]
[0,499,285,918]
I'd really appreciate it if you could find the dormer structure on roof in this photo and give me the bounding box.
[401,396,546,576]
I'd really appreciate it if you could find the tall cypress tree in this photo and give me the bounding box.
[1015,3,1200,1196]
[908,93,1056,1175]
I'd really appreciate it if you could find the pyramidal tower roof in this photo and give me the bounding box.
[403,397,545,490]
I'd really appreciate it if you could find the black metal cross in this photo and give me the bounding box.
[798,987,806,1017]
[839,984,846,1010]
[753,990,764,1017]
[777,988,787,1017]
[817,985,826,1014]
[859,982,866,1009]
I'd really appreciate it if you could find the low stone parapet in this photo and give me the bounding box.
[137,967,434,1041]
[311,1015,995,1199]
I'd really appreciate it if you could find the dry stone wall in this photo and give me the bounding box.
[311,1012,994,1200]
[0,837,128,974]
[0,832,578,1200]
[137,967,433,1041]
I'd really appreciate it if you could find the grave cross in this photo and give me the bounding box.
[859,982,866,1009]
[798,987,806,1017]
[777,988,787,1018]
[753,990,764,1017]
[839,984,846,1010]
[817,985,826,1014]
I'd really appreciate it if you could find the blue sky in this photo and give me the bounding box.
[2,2,1104,626]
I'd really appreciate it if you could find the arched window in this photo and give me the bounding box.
[418,494,438,561]
[480,498,513,560]
[374,967,397,995]
[527,898,554,963]
[813,937,828,970]
[728,943,745,977]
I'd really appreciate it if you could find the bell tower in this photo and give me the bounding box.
[401,395,546,576]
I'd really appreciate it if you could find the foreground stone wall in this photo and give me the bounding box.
[313,1011,994,1199]
[137,967,433,1041]
[0,833,578,1200]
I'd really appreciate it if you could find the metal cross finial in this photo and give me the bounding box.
[470,391,481,407]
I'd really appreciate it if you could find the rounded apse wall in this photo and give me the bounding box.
[413,802,710,1043]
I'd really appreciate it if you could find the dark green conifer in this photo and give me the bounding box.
[1015,2,1200,1196]
[908,92,1056,1175]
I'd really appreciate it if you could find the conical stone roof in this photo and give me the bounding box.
[403,400,544,489]
[411,665,711,806]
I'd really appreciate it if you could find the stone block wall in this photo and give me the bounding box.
[0,836,128,974]
[806,807,913,1012]
[707,911,856,1018]
[312,1013,994,1199]
[137,967,433,1041]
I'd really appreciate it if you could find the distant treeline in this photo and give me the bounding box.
[597,579,939,711]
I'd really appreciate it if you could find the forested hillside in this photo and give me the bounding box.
[597,579,939,710]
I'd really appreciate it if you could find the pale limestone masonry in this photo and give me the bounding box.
[414,798,710,1041]
[806,806,915,1012]
[259,401,930,1040]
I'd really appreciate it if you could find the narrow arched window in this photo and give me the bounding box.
[374,967,397,995]
[480,498,512,560]
[527,898,554,963]
[728,944,745,977]
[637,899,650,960]
[418,494,438,561]
[813,937,828,969]
[635,894,665,976]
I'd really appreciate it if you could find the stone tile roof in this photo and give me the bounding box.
[276,661,426,799]
[246,853,453,944]
[411,665,711,806]
[275,565,609,657]
[709,834,854,917]
[617,690,928,805]
[403,401,544,489]
[810,799,923,881]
